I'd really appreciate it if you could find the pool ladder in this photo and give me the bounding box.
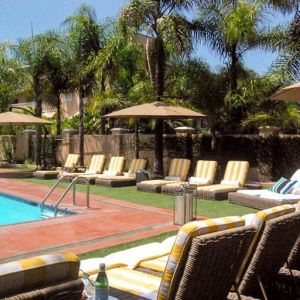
[40,174,90,216]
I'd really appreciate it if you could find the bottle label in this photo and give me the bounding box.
[95,287,109,300]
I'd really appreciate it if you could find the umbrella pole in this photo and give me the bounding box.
[134,120,140,159]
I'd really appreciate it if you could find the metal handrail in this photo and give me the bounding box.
[53,176,90,216]
[40,174,74,211]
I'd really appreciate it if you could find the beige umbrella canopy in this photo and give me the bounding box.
[270,82,300,101]
[105,101,206,119]
[0,111,51,125]
[105,101,205,167]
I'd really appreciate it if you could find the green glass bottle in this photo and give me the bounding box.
[94,263,109,300]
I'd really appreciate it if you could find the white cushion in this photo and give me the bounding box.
[241,213,255,226]
[291,169,300,180]
[220,179,240,186]
[103,170,119,176]
[188,177,212,185]
[237,189,266,196]
[165,176,181,181]
[124,172,135,178]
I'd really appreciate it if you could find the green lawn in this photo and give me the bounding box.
[22,178,257,218]
[0,167,35,172]
[21,178,257,259]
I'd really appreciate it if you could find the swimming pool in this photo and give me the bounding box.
[0,193,72,226]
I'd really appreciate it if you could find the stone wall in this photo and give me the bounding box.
[6,131,300,180]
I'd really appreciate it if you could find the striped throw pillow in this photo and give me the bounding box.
[269,177,299,194]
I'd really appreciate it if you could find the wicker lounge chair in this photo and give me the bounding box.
[228,190,300,210]
[88,216,256,300]
[0,252,83,299]
[95,158,147,187]
[137,158,191,193]
[90,156,126,185]
[58,154,106,184]
[228,169,300,209]
[234,205,300,299]
[33,154,80,179]
[196,161,249,200]
[161,160,218,194]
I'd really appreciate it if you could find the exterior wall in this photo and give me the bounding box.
[60,92,80,118]
[9,132,300,181]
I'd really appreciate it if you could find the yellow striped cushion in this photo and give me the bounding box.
[197,184,239,192]
[106,267,161,299]
[168,158,191,181]
[87,155,106,174]
[222,161,249,187]
[139,255,169,272]
[0,252,80,298]
[129,159,147,174]
[194,160,218,182]
[64,154,80,168]
[108,157,125,175]
[251,204,295,228]
[157,216,245,300]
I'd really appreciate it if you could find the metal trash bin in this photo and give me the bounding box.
[174,184,196,225]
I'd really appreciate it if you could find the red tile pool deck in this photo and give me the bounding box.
[0,176,186,263]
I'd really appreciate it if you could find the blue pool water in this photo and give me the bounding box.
[0,193,71,226]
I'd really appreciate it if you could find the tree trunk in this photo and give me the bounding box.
[100,108,106,135]
[35,97,43,167]
[56,93,61,136]
[79,91,85,166]
[153,36,165,176]
[229,44,238,93]
[134,120,140,159]
[211,119,217,151]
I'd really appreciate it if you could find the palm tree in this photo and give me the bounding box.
[63,4,101,165]
[274,9,300,80]
[42,31,71,136]
[119,0,196,175]
[14,35,51,166]
[195,0,283,94]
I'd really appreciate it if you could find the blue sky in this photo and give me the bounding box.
[0,0,293,74]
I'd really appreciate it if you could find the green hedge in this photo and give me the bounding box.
[164,135,300,180]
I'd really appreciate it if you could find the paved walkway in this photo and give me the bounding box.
[0,175,180,263]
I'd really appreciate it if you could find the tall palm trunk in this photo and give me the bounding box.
[56,93,61,136]
[229,44,238,93]
[153,36,165,176]
[79,90,84,166]
[35,97,43,167]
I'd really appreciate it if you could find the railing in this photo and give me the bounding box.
[40,174,90,216]
[53,176,90,216]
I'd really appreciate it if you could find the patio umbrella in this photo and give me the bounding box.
[0,111,51,125]
[105,102,205,172]
[270,82,300,102]
[105,101,206,119]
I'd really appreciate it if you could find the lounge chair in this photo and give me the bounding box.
[234,205,300,299]
[88,216,256,300]
[0,252,83,299]
[196,161,249,200]
[80,236,176,276]
[94,158,147,187]
[58,154,106,184]
[161,160,218,194]
[33,154,80,179]
[91,156,125,183]
[137,158,191,193]
[229,169,300,209]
